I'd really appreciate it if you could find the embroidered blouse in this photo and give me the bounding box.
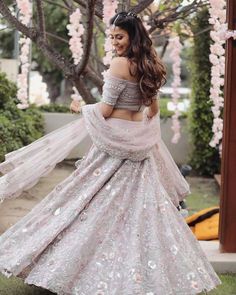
[102,71,157,111]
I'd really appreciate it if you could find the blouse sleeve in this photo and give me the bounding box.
[101,73,127,106]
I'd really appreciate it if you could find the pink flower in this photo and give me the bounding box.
[102,0,118,65]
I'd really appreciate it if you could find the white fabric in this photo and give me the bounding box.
[0,117,87,202]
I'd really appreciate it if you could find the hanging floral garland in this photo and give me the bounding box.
[208,0,227,149]
[16,0,32,109]
[67,8,84,102]
[209,0,236,151]
[102,0,118,66]
[168,36,183,144]
[67,8,84,66]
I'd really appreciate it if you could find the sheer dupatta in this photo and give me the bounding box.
[0,103,190,208]
[0,117,87,202]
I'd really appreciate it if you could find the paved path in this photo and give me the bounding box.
[0,162,74,235]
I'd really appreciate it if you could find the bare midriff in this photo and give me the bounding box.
[109,108,144,121]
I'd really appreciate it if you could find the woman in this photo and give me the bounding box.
[0,11,221,295]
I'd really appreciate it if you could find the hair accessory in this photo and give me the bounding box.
[112,12,138,29]
[112,14,121,29]
[126,12,138,18]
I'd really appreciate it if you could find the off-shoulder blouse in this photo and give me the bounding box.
[102,71,157,112]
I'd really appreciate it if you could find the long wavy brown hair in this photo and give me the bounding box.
[110,11,166,106]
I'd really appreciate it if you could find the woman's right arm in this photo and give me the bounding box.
[70,100,81,113]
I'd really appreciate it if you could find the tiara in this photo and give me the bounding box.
[112,12,138,28]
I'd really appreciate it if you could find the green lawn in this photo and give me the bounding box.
[202,273,236,295]
[0,272,235,294]
[0,274,54,295]
[185,176,220,216]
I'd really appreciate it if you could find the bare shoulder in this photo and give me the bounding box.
[109,57,131,79]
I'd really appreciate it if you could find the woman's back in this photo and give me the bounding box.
[101,57,158,121]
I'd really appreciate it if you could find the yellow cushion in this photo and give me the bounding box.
[185,207,219,240]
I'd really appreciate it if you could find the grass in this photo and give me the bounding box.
[186,177,236,294]
[0,273,235,295]
[0,274,55,295]
[185,176,220,216]
[202,273,236,295]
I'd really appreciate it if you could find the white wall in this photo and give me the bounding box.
[0,59,18,82]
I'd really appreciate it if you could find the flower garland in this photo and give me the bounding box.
[168,36,183,144]
[67,8,84,102]
[102,0,118,66]
[67,8,84,66]
[208,0,227,149]
[16,0,32,109]
[209,1,236,151]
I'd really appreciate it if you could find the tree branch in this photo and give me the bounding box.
[75,0,96,76]
[35,37,74,78]
[160,38,169,59]
[62,0,73,9]
[0,0,36,39]
[45,31,69,44]
[149,0,206,32]
[84,66,103,92]
[0,1,74,78]
[73,0,103,18]
[131,0,155,14]
[74,77,97,104]
[35,0,46,40]
[42,0,72,11]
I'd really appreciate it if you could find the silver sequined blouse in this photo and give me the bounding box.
[102,72,157,111]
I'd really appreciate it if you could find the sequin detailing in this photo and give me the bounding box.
[53,208,61,216]
[187,272,196,280]
[148,260,157,270]
[79,211,87,221]
[102,72,145,111]
[93,168,101,176]
[170,244,179,255]
[0,103,221,294]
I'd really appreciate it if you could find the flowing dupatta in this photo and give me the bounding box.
[0,117,87,202]
[0,104,190,207]
[82,104,190,207]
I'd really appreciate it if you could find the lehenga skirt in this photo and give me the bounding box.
[0,111,221,295]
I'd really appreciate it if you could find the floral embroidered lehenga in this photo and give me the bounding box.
[0,73,221,294]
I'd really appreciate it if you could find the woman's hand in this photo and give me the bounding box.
[70,100,81,114]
